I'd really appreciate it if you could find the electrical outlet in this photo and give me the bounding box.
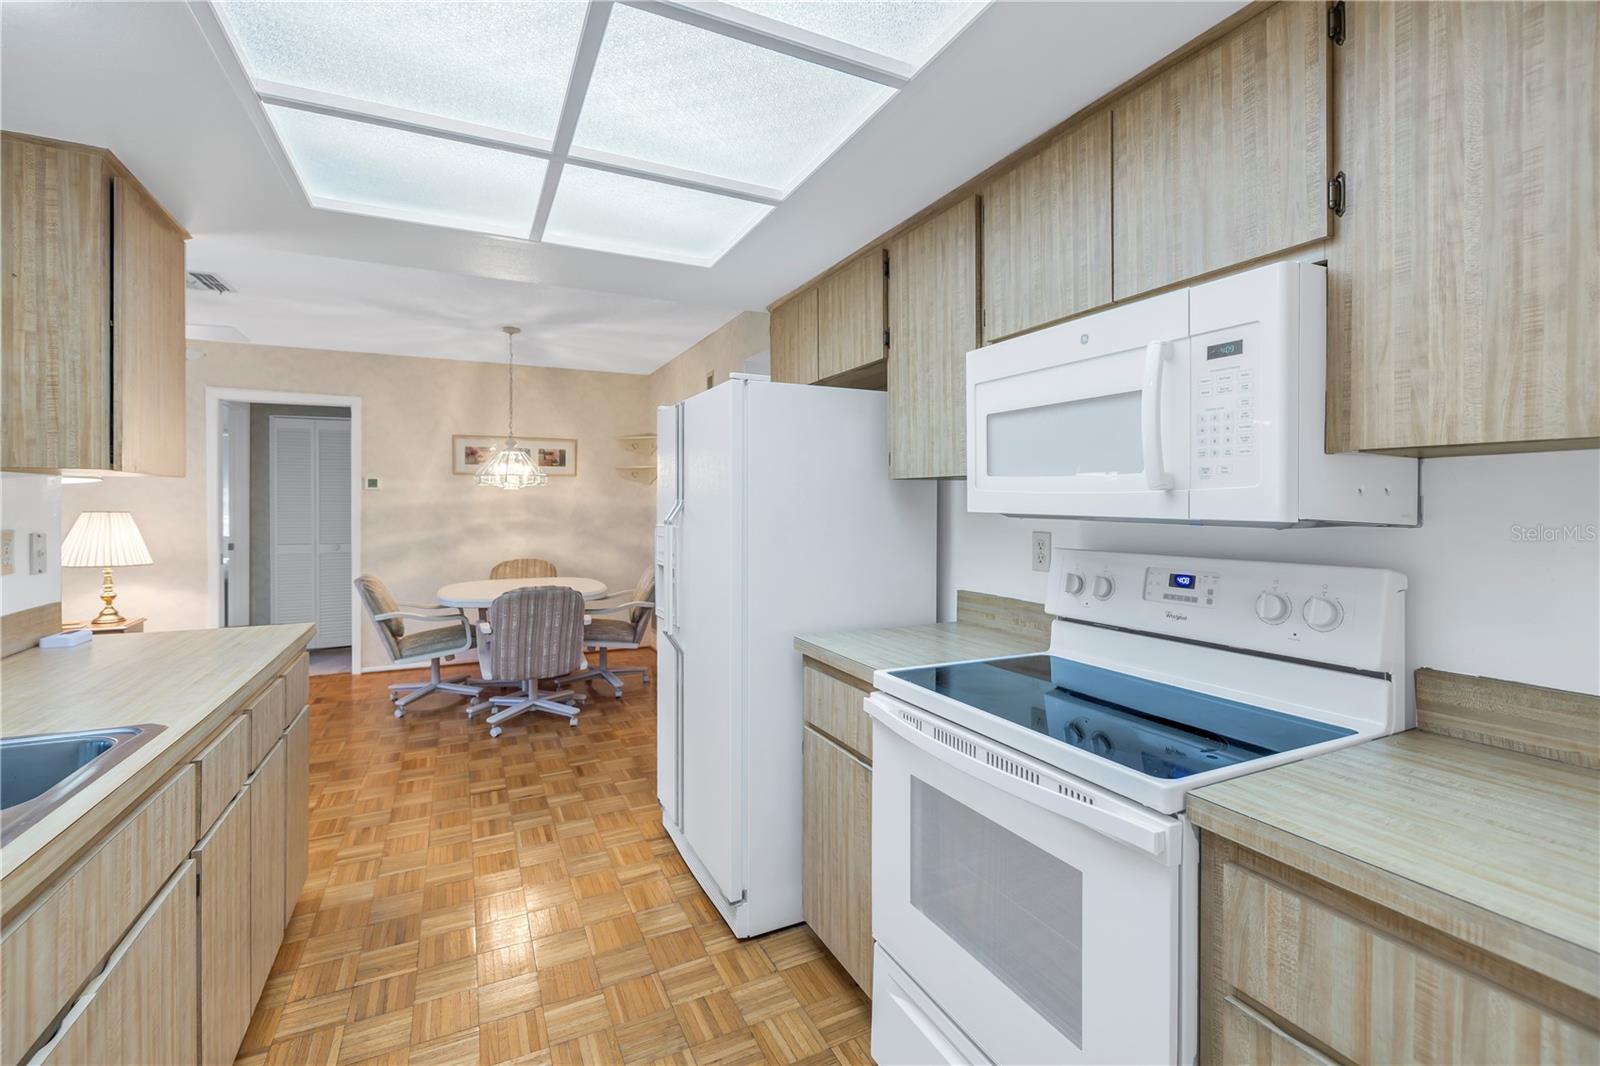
[1,529,13,576]
[28,532,47,575]
[1031,530,1052,572]
[364,475,382,490]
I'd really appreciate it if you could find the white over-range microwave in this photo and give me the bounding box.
[965,261,1419,526]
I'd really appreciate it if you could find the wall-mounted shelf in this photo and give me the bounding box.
[617,465,657,484]
[618,433,657,458]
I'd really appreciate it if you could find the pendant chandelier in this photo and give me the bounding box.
[475,325,548,490]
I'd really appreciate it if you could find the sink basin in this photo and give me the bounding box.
[1,725,166,846]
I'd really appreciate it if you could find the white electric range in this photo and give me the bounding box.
[866,548,1407,1066]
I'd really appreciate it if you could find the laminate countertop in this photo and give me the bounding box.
[794,620,1047,687]
[1189,729,1600,998]
[0,624,313,907]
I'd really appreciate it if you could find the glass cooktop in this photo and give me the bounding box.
[889,654,1354,780]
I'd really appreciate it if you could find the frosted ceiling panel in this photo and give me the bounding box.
[574,4,891,190]
[218,1,584,139]
[722,1,984,66]
[266,105,546,236]
[544,165,772,265]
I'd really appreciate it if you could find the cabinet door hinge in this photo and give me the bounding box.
[883,254,890,279]
[1327,0,1345,46]
[883,329,891,348]
[1327,172,1347,217]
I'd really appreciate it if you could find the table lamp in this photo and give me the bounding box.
[60,511,153,626]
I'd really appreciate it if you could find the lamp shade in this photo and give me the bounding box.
[61,512,153,568]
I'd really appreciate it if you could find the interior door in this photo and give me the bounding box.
[269,416,350,650]
[677,384,744,904]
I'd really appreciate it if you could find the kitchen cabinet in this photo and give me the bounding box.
[284,706,310,924]
[1,132,188,475]
[888,197,979,479]
[981,111,1113,342]
[31,862,199,1066]
[1111,1,1329,300]
[193,792,253,1066]
[770,287,819,385]
[248,737,288,1000]
[816,250,887,382]
[801,661,874,994]
[1203,836,1600,1064]
[1326,0,1600,455]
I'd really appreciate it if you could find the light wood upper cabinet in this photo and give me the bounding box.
[770,287,819,385]
[194,792,253,1066]
[1,132,188,475]
[1112,2,1329,300]
[982,111,1113,342]
[888,197,979,479]
[1326,0,1600,455]
[816,250,887,381]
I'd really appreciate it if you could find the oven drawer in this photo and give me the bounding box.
[1221,861,1600,1064]
[873,945,989,1065]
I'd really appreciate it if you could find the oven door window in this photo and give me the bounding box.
[910,776,1083,1047]
[985,390,1144,478]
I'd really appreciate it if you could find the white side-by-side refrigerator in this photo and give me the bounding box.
[655,376,935,937]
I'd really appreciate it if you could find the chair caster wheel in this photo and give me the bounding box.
[489,726,502,738]
[610,688,623,700]
[393,706,404,718]
[569,719,579,728]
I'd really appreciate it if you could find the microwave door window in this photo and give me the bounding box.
[986,390,1143,477]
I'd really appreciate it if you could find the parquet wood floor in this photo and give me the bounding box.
[236,650,872,1066]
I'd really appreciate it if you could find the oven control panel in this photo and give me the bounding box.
[1190,326,1260,488]
[1046,548,1406,676]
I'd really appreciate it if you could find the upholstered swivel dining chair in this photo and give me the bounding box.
[354,574,480,716]
[489,557,558,579]
[474,585,588,736]
[566,568,654,698]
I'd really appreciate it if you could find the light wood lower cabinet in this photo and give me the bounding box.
[32,862,199,1066]
[247,675,288,770]
[1203,834,1600,1064]
[285,706,310,924]
[193,792,252,1066]
[802,727,873,995]
[194,713,250,835]
[249,737,289,1001]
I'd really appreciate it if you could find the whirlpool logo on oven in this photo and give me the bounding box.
[1164,610,1189,623]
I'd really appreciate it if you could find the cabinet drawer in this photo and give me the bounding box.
[194,713,249,834]
[802,727,873,994]
[246,676,287,770]
[283,651,309,719]
[802,662,872,764]
[1222,862,1600,1064]
[1219,994,1334,1065]
[1,764,196,1065]
[29,861,198,1065]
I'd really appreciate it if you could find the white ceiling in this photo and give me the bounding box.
[1,0,1244,373]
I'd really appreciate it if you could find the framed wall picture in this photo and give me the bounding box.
[452,435,577,476]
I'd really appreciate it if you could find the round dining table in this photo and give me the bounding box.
[437,576,609,613]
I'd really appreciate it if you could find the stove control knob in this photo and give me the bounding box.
[1254,591,1292,625]
[1091,575,1116,600]
[1090,732,1113,756]
[1067,721,1087,745]
[1063,572,1085,597]
[1302,595,1344,632]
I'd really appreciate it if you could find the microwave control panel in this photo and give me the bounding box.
[1191,324,1260,488]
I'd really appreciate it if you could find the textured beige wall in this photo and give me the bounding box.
[647,311,770,408]
[60,341,657,669]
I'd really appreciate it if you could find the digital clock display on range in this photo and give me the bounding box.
[1168,573,1197,590]
[1206,339,1245,360]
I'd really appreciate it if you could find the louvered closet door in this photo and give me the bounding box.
[270,416,351,650]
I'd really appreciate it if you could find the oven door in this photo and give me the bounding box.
[868,692,1190,1066]
[966,291,1190,520]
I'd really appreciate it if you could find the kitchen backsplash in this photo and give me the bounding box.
[938,449,1599,697]
[0,473,62,616]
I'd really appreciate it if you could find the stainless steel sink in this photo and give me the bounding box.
[1,725,166,846]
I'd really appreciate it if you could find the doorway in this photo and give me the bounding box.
[208,389,363,673]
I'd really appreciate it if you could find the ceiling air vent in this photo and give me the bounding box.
[185,272,234,294]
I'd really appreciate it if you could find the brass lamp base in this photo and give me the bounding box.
[92,566,127,626]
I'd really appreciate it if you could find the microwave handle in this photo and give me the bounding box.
[1141,340,1175,490]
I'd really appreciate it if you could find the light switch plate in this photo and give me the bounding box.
[28,532,46,575]
[1031,530,1052,572]
[1,529,13,575]
[364,475,382,490]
